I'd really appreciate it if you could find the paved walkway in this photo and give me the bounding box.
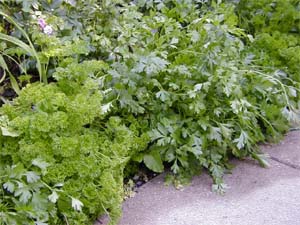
[118,131,300,225]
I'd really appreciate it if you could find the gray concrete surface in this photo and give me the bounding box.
[262,131,300,169]
[118,131,300,225]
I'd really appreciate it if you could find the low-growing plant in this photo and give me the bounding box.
[236,0,300,82]
[0,0,300,224]
[0,60,148,225]
[99,1,299,191]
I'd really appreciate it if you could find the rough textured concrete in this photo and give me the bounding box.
[119,131,300,225]
[262,131,300,169]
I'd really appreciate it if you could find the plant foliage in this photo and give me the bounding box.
[0,0,299,224]
[0,60,148,224]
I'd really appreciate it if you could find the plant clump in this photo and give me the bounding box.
[0,60,148,225]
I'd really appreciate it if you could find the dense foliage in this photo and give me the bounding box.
[0,0,299,224]
[237,0,300,81]
[0,60,148,224]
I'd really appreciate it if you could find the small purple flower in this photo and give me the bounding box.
[37,18,53,35]
[38,18,46,29]
[43,25,53,35]
[151,29,158,34]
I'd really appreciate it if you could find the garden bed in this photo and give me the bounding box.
[0,1,299,224]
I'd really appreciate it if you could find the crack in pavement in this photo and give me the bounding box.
[270,156,300,171]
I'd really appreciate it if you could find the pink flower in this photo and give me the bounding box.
[37,18,53,35]
[43,25,53,35]
[38,18,46,29]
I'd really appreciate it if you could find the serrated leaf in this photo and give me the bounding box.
[233,131,248,149]
[171,160,180,174]
[155,90,170,102]
[190,136,202,157]
[194,84,203,91]
[252,153,270,168]
[48,191,59,203]
[25,171,40,183]
[191,30,200,43]
[71,197,83,211]
[288,87,297,97]
[3,181,15,193]
[212,182,228,195]
[31,193,48,210]
[143,150,164,173]
[230,100,240,114]
[32,159,49,171]
[165,149,175,162]
[149,129,164,141]
[209,127,222,143]
[210,164,224,178]
[157,123,168,136]
[101,102,113,114]
[220,124,233,139]
[14,187,32,203]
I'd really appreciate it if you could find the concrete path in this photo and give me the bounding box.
[118,131,300,225]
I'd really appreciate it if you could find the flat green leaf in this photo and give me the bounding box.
[0,55,8,83]
[0,12,45,83]
[8,73,21,95]
[143,150,164,173]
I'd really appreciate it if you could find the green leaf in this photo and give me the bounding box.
[212,182,228,195]
[252,153,270,168]
[233,130,249,149]
[209,127,222,143]
[32,159,49,171]
[190,136,202,157]
[25,171,40,183]
[1,127,19,137]
[143,150,164,173]
[14,186,32,203]
[35,221,48,225]
[71,197,84,211]
[48,191,59,203]
[8,73,21,95]
[3,181,15,193]
[171,160,180,174]
[101,102,113,114]
[155,90,170,102]
[0,55,8,83]
[0,12,45,83]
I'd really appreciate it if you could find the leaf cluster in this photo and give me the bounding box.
[99,1,299,192]
[237,0,300,82]
[0,60,148,225]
